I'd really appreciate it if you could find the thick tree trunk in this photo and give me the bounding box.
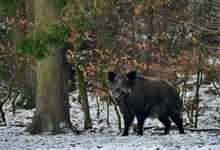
[25,0,74,134]
[26,48,73,134]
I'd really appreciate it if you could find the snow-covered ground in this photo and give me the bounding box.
[0,126,219,150]
[0,76,220,150]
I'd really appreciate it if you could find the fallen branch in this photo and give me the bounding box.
[143,125,220,132]
[184,127,220,132]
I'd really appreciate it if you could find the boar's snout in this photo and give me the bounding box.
[112,91,121,100]
[112,87,131,101]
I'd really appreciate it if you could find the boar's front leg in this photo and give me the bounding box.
[122,114,134,136]
[136,114,145,136]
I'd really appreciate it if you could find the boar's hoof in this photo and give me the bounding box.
[137,132,143,136]
[121,133,128,136]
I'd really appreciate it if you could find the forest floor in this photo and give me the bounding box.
[0,74,220,150]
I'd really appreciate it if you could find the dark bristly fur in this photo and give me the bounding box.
[107,71,184,136]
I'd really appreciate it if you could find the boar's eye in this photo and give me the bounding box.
[113,80,118,85]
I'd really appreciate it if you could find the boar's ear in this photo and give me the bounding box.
[126,71,137,83]
[107,72,117,83]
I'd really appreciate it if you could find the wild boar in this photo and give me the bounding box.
[107,71,184,136]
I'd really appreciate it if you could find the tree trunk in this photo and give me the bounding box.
[75,57,92,130]
[25,0,74,134]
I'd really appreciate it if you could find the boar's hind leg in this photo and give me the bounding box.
[168,112,184,134]
[158,113,171,135]
[122,115,134,136]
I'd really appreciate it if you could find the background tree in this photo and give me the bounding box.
[65,0,95,130]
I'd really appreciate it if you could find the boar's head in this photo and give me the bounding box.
[107,71,137,101]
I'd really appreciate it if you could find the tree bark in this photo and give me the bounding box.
[25,0,74,134]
